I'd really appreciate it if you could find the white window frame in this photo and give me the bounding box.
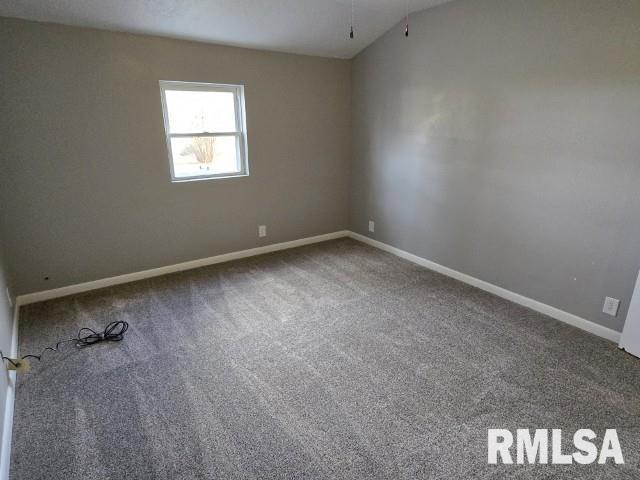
[159,80,249,182]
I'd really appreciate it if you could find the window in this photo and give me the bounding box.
[159,81,249,181]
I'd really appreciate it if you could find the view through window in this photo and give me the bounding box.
[159,81,248,181]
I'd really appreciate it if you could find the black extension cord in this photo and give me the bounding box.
[1,320,129,371]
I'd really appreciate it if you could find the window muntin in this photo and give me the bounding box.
[159,81,248,181]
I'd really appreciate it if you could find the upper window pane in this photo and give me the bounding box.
[164,90,237,134]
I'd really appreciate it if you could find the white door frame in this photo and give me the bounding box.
[620,270,640,358]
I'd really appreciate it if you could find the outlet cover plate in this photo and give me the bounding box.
[603,297,620,317]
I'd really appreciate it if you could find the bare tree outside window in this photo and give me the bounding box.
[181,137,217,168]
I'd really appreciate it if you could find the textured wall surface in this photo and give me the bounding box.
[2,1,640,335]
[351,0,640,332]
[0,18,351,294]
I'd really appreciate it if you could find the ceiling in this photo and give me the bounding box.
[0,0,455,59]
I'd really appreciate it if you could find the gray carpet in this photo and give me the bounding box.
[11,238,640,479]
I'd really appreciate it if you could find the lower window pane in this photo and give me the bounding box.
[170,136,240,179]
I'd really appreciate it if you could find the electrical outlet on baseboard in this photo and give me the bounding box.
[258,225,267,238]
[602,296,620,317]
[368,220,375,233]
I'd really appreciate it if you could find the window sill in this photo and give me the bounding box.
[170,173,249,183]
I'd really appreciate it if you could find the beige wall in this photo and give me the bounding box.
[3,0,640,336]
[0,18,351,294]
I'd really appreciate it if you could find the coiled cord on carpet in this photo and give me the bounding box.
[1,320,129,369]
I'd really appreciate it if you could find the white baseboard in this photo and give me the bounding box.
[14,228,620,343]
[17,231,350,306]
[348,231,621,343]
[0,302,19,480]
[1,228,620,480]
[3,231,349,478]
[0,230,620,480]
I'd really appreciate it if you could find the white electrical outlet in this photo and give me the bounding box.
[5,287,12,308]
[258,225,267,238]
[368,220,375,233]
[603,297,620,317]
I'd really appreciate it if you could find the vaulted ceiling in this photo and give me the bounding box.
[0,0,455,58]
